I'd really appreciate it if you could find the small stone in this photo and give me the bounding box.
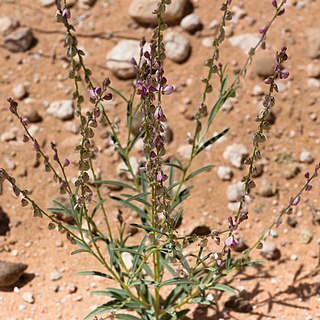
[40,0,56,7]
[221,100,234,112]
[180,13,202,33]
[0,130,17,142]
[47,100,74,120]
[259,242,281,261]
[286,216,298,228]
[290,254,298,261]
[299,229,313,244]
[258,179,275,197]
[229,33,260,54]
[227,182,244,202]
[116,156,140,181]
[22,292,34,304]
[164,32,191,63]
[121,252,133,270]
[299,151,314,164]
[55,240,63,248]
[283,163,300,180]
[177,144,193,159]
[4,27,35,52]
[305,28,320,59]
[106,40,140,79]
[67,284,77,294]
[217,166,233,181]
[223,143,249,169]
[164,127,174,144]
[253,55,275,78]
[50,271,62,281]
[187,224,211,236]
[79,0,96,7]
[131,112,143,137]
[20,106,42,123]
[306,63,320,78]
[129,0,188,25]
[0,16,19,36]
[0,260,28,287]
[252,85,264,96]
[225,293,252,313]
[307,78,320,88]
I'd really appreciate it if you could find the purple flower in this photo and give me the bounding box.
[150,151,157,161]
[272,0,278,8]
[279,69,289,79]
[33,139,40,152]
[278,8,285,15]
[63,159,70,167]
[156,171,164,183]
[225,235,239,248]
[62,8,71,19]
[23,134,29,143]
[259,26,267,34]
[162,85,175,95]
[154,106,166,122]
[7,97,18,114]
[20,116,29,126]
[290,195,300,206]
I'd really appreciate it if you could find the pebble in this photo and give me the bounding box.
[116,156,139,181]
[177,144,193,159]
[129,0,188,25]
[66,284,77,294]
[306,63,320,78]
[260,242,281,261]
[20,106,42,123]
[47,100,74,120]
[164,32,191,63]
[4,27,35,52]
[252,85,264,96]
[299,151,314,164]
[180,13,202,32]
[0,16,19,36]
[0,260,28,287]
[307,78,320,89]
[283,163,300,180]
[299,229,313,244]
[40,0,56,7]
[223,143,249,168]
[217,166,233,181]
[253,55,275,78]
[226,182,244,202]
[121,252,133,270]
[305,28,320,59]
[290,254,298,261]
[131,112,143,137]
[79,0,96,8]
[22,292,34,304]
[229,33,260,54]
[258,179,275,197]
[106,40,140,79]
[50,271,62,281]
[0,130,17,142]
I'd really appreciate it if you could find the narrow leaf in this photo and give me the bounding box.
[185,164,215,181]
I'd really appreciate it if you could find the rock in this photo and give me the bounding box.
[299,151,314,164]
[129,0,188,25]
[116,156,140,181]
[231,5,247,22]
[180,13,202,33]
[221,100,234,112]
[47,100,74,120]
[164,127,174,144]
[299,229,313,244]
[0,207,10,236]
[228,202,241,213]
[259,242,281,261]
[12,84,28,100]
[283,163,300,180]
[131,112,143,137]
[20,106,42,123]
[4,27,35,52]
[253,55,275,78]
[187,224,211,237]
[286,216,298,228]
[22,292,34,304]
[66,284,77,294]
[0,130,17,142]
[50,271,62,281]
[106,40,140,79]
[307,78,320,88]
[306,63,320,78]
[0,16,19,36]
[0,260,28,287]
[177,144,193,159]
[305,28,320,59]
[49,196,74,224]
[122,252,133,270]
[40,0,55,7]
[164,32,191,63]
[290,254,298,261]
[229,33,260,54]
[79,0,96,7]
[227,182,244,202]
[258,179,275,197]
[223,143,249,169]
[252,85,264,96]
[225,293,253,313]
[217,166,233,181]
